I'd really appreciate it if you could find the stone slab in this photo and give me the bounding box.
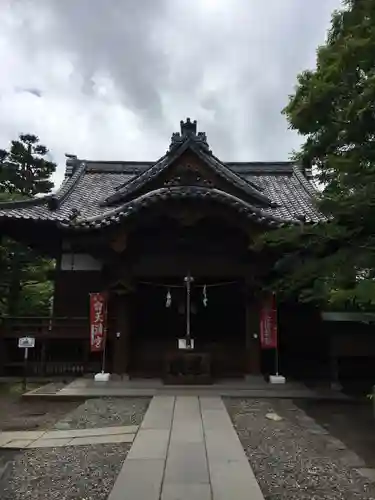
[164,442,209,484]
[201,408,233,429]
[107,395,265,500]
[0,430,46,441]
[201,396,265,499]
[209,459,265,500]
[28,437,73,448]
[141,396,175,430]
[170,422,203,443]
[357,468,375,482]
[200,396,225,410]
[0,436,12,447]
[205,429,247,462]
[70,433,135,446]
[24,385,351,401]
[173,396,200,418]
[2,439,34,448]
[127,429,170,460]
[43,425,138,440]
[108,458,165,500]
[161,483,211,500]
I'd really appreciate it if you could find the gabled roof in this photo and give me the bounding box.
[0,119,326,231]
[103,132,274,208]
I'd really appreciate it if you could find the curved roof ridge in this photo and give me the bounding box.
[63,186,296,230]
[102,142,187,205]
[191,144,274,206]
[208,153,265,192]
[292,165,320,198]
[48,162,87,209]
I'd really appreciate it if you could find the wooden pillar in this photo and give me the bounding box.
[112,293,131,376]
[245,299,261,375]
[0,336,5,376]
[329,333,342,390]
[83,338,90,371]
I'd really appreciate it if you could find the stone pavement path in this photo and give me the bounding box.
[0,425,137,449]
[24,377,350,401]
[108,395,265,500]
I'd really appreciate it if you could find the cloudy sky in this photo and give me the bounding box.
[0,0,342,187]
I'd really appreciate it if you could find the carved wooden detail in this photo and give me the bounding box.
[170,209,203,227]
[164,164,214,188]
[111,281,133,295]
[110,232,127,253]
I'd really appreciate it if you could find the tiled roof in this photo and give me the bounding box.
[60,186,290,230]
[104,139,273,208]
[0,161,325,229]
[0,120,326,229]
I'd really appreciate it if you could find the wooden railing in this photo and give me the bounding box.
[3,361,101,376]
[0,316,105,376]
[0,316,89,338]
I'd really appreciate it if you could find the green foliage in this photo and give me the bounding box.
[0,134,56,316]
[0,241,54,316]
[0,134,55,196]
[259,0,375,310]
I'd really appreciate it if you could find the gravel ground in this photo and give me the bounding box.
[53,397,150,429]
[0,397,80,432]
[1,397,150,500]
[225,398,375,500]
[296,399,375,468]
[1,444,129,500]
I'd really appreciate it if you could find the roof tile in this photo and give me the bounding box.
[0,161,326,227]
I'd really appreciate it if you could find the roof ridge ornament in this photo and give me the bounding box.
[169,118,210,152]
[181,117,197,137]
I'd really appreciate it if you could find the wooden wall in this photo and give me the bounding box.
[53,271,103,317]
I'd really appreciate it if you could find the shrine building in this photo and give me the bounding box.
[1,118,364,384]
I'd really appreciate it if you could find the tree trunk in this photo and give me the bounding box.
[8,251,21,316]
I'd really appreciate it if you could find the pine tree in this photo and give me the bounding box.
[0,134,56,315]
[0,134,55,196]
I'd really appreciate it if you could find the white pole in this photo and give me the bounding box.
[101,293,109,373]
[184,273,193,348]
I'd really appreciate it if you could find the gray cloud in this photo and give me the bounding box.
[16,88,42,98]
[0,0,342,185]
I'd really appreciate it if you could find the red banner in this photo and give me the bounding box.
[260,293,278,349]
[89,292,107,352]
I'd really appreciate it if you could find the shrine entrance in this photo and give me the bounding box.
[129,277,246,380]
[110,204,261,382]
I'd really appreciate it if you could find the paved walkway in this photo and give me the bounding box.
[0,425,137,449]
[24,377,350,401]
[108,395,265,500]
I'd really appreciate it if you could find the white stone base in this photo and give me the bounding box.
[94,372,111,382]
[269,374,286,384]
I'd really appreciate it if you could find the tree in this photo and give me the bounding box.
[259,0,375,309]
[0,134,55,196]
[0,134,56,316]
